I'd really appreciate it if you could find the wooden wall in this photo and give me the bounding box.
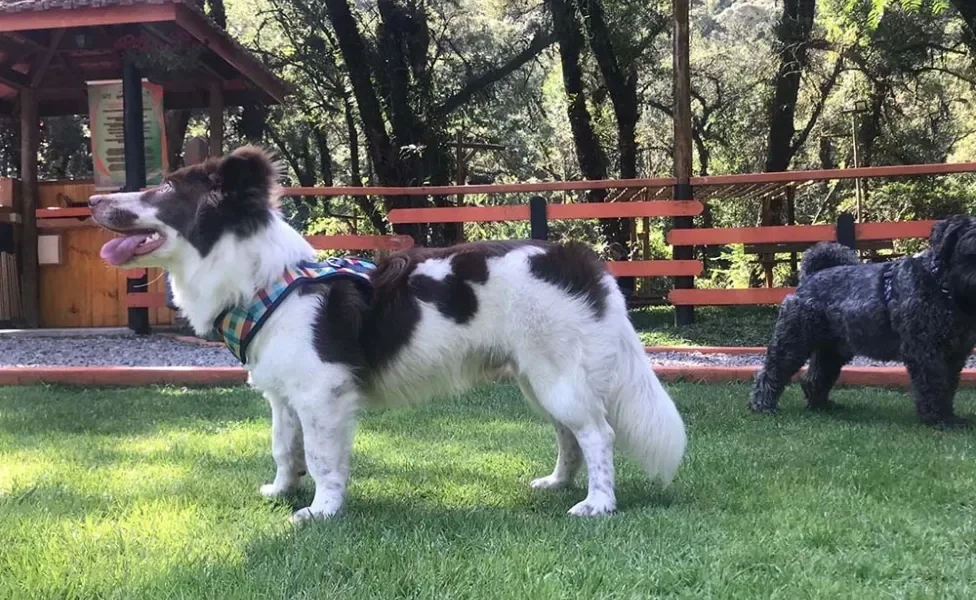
[37,180,174,328]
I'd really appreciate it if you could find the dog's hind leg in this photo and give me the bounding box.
[532,424,583,490]
[801,348,850,411]
[518,378,583,490]
[523,370,616,516]
[259,391,306,499]
[906,355,970,428]
[749,300,816,414]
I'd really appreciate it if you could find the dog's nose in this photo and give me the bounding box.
[88,194,105,208]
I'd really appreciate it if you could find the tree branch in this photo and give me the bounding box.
[434,31,556,117]
[790,55,844,157]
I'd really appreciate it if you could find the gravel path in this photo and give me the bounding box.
[0,334,240,367]
[3,334,976,369]
[649,350,976,370]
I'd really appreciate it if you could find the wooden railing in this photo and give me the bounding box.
[29,161,976,326]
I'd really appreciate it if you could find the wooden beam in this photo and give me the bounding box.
[0,4,178,32]
[141,23,229,83]
[547,200,702,219]
[209,82,224,157]
[669,287,794,306]
[666,220,938,246]
[668,224,835,246]
[856,220,935,241]
[690,162,976,187]
[305,234,415,251]
[28,28,65,89]
[388,205,530,224]
[387,201,702,224]
[126,292,168,308]
[173,3,288,103]
[606,260,703,277]
[19,87,38,327]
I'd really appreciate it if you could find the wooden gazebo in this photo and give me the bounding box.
[0,0,287,329]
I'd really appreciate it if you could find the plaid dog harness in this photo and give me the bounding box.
[214,257,376,364]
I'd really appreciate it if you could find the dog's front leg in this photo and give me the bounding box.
[905,357,969,427]
[289,380,360,523]
[260,392,306,499]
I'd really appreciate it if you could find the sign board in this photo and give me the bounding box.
[88,79,168,191]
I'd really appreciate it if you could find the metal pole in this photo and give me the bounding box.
[123,58,150,335]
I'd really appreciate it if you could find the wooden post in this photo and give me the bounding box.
[672,0,695,326]
[786,185,798,284]
[19,88,39,328]
[209,82,224,157]
[836,213,855,250]
[529,196,548,241]
[123,59,150,335]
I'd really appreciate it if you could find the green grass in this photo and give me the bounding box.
[3,383,976,599]
[630,305,778,347]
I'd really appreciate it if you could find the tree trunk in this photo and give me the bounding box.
[549,0,627,252]
[951,0,976,54]
[762,0,816,228]
[206,0,227,28]
[577,0,637,257]
[164,109,192,169]
[577,0,639,180]
[323,0,423,241]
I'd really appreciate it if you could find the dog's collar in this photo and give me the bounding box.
[213,257,376,364]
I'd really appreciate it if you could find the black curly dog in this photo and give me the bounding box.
[749,215,976,427]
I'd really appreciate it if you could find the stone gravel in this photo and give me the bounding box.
[2,334,975,369]
[649,351,976,370]
[0,334,240,367]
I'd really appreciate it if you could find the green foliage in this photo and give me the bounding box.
[17,0,976,290]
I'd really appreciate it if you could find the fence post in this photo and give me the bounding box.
[836,212,855,250]
[672,182,695,326]
[123,58,150,335]
[530,195,548,241]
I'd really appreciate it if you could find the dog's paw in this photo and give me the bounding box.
[808,400,844,412]
[567,495,615,517]
[259,483,299,499]
[290,506,339,524]
[530,475,571,490]
[748,401,777,414]
[929,415,972,430]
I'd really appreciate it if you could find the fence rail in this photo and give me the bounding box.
[27,161,976,330]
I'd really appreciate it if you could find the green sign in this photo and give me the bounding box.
[88,80,169,190]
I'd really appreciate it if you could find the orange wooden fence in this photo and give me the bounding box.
[25,161,976,327]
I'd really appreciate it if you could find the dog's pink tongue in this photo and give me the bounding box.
[100,234,150,266]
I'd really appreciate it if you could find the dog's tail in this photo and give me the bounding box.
[800,242,859,279]
[607,335,687,487]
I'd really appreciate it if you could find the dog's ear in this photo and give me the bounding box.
[931,215,970,272]
[215,146,280,209]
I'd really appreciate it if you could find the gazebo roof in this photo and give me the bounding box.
[0,0,287,115]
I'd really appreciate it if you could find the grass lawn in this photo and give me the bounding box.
[3,382,976,599]
[630,306,778,347]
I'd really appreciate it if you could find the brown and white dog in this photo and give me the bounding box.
[89,146,686,521]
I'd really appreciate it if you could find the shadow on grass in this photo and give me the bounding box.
[107,487,684,599]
